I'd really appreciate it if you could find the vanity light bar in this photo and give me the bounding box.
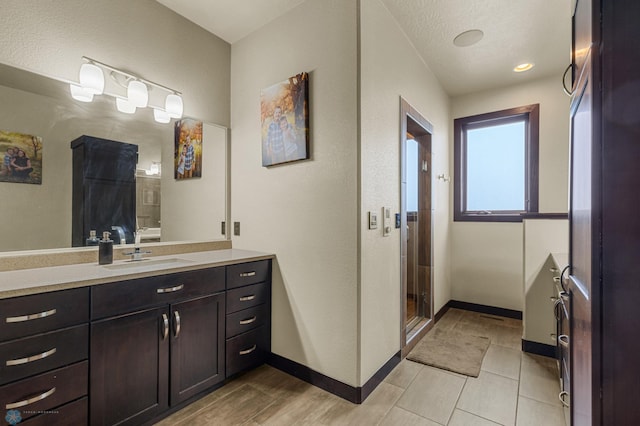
[70,56,183,123]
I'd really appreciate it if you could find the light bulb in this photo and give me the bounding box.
[116,97,137,114]
[153,108,171,124]
[165,94,183,119]
[79,63,104,94]
[70,84,94,102]
[127,80,148,108]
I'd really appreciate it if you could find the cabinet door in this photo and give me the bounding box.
[170,293,225,405]
[90,307,169,426]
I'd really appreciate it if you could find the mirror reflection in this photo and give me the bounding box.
[0,62,227,252]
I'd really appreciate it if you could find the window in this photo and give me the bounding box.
[454,104,539,222]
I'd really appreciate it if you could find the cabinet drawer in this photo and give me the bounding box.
[20,396,87,426]
[0,288,89,342]
[0,325,88,386]
[226,304,268,338]
[226,326,269,377]
[92,267,225,319]
[0,361,87,423]
[226,260,270,289]
[226,282,269,314]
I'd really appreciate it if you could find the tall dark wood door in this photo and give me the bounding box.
[568,52,595,425]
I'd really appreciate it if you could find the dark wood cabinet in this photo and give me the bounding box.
[568,0,640,424]
[0,288,89,425]
[90,307,169,426]
[170,293,225,405]
[71,135,138,246]
[90,266,231,425]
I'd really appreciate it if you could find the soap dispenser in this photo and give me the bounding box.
[86,230,99,246]
[99,231,113,265]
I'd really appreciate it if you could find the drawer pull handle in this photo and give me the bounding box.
[6,387,56,409]
[162,313,169,340]
[239,345,257,355]
[173,310,181,338]
[553,276,561,283]
[553,299,562,320]
[239,316,257,325]
[549,267,559,273]
[558,334,569,348]
[239,295,256,302]
[6,308,57,323]
[157,284,184,294]
[559,390,570,407]
[240,271,256,277]
[559,291,570,302]
[6,347,57,366]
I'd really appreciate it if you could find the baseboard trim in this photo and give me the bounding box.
[434,303,450,323]
[522,340,557,358]
[447,300,523,320]
[267,351,401,404]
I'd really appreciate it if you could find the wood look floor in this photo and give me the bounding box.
[156,309,566,426]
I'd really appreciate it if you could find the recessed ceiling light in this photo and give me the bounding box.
[513,63,535,73]
[453,29,484,47]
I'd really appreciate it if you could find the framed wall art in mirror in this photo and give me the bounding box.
[0,130,42,185]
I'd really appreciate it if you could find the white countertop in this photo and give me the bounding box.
[0,249,274,299]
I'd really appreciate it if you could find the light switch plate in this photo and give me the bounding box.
[233,221,240,236]
[383,207,391,236]
[368,212,378,229]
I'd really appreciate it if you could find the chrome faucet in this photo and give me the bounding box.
[111,226,126,245]
[124,227,151,261]
[134,227,148,246]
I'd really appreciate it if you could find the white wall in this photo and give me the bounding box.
[523,219,568,344]
[231,0,360,386]
[359,0,451,384]
[451,77,570,310]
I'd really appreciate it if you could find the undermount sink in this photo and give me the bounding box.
[102,257,194,271]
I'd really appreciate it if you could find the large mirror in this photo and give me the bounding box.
[0,62,228,252]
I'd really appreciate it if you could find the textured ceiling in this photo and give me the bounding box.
[157,0,572,96]
[155,0,305,44]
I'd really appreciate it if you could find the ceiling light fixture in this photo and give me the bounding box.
[453,29,484,47]
[70,56,183,123]
[69,84,94,102]
[513,63,535,73]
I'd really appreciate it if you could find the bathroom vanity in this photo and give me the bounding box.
[0,249,272,426]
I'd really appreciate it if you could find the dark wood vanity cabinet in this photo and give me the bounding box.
[90,259,271,425]
[225,261,272,378]
[90,268,226,426]
[0,288,90,425]
[71,135,138,247]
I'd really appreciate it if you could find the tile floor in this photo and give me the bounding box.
[156,308,567,426]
